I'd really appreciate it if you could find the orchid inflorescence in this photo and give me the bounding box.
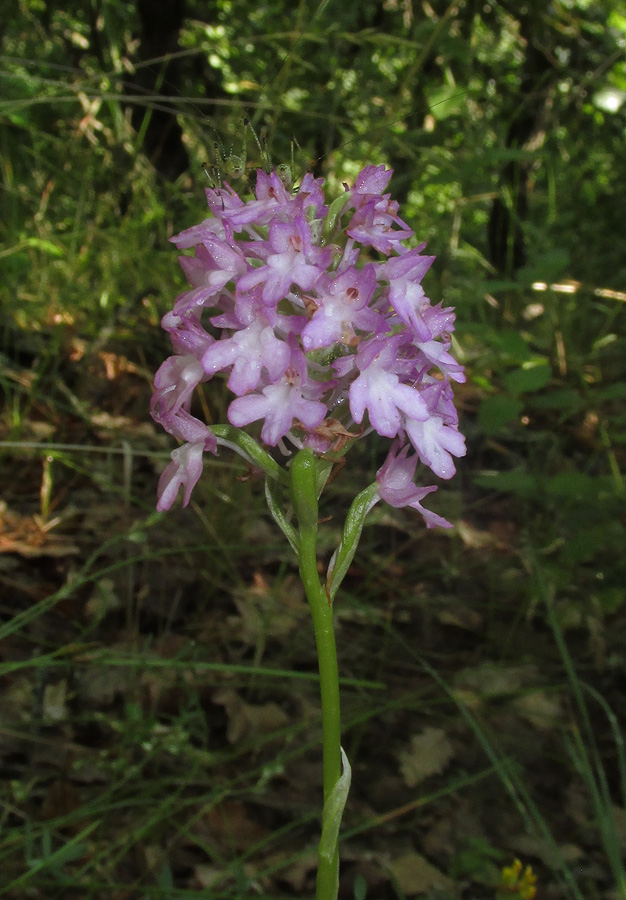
[151,164,466,526]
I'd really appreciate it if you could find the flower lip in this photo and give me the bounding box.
[375,441,453,528]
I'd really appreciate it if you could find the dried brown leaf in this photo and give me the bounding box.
[213,688,290,744]
[388,852,454,895]
[398,727,454,788]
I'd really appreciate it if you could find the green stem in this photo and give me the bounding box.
[300,524,341,899]
[291,450,342,900]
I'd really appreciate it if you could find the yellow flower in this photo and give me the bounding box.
[498,859,537,900]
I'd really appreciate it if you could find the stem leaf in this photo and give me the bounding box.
[319,746,352,862]
[211,424,288,484]
[265,477,299,554]
[326,483,379,603]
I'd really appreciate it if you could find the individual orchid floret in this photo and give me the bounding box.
[162,409,218,445]
[417,301,459,340]
[169,216,226,249]
[348,336,429,438]
[410,337,466,383]
[293,172,329,220]
[171,236,246,315]
[161,308,215,358]
[384,247,437,341]
[403,381,466,479]
[201,315,290,395]
[228,340,327,446]
[151,354,208,424]
[204,181,246,219]
[349,164,394,203]
[405,414,467,480]
[301,264,384,351]
[237,215,331,305]
[157,440,216,512]
[219,168,295,228]
[375,442,453,529]
[347,194,414,254]
[219,169,328,230]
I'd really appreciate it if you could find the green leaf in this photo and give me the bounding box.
[316,458,335,499]
[22,237,66,257]
[531,389,582,412]
[477,395,523,434]
[504,363,551,395]
[546,472,597,501]
[354,873,368,900]
[473,468,537,498]
[211,425,288,484]
[426,86,467,120]
[517,249,570,282]
[322,193,351,242]
[9,822,99,889]
[326,483,378,602]
[0,237,65,259]
[319,747,351,862]
[485,328,532,362]
[564,521,626,564]
[265,478,299,555]
[596,588,626,615]
[478,280,524,296]
[157,863,175,892]
[596,383,626,401]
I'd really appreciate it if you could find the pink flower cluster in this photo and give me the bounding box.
[151,165,466,524]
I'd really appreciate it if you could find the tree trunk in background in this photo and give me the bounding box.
[487,9,552,275]
[130,0,189,180]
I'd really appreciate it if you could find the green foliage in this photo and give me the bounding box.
[478,396,524,434]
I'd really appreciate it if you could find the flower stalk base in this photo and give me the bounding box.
[291,449,344,900]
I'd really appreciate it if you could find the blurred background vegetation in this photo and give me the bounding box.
[1,1,625,898]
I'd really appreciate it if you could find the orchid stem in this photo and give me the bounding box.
[291,450,342,900]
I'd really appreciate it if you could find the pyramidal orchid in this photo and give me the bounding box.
[151,162,465,900]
